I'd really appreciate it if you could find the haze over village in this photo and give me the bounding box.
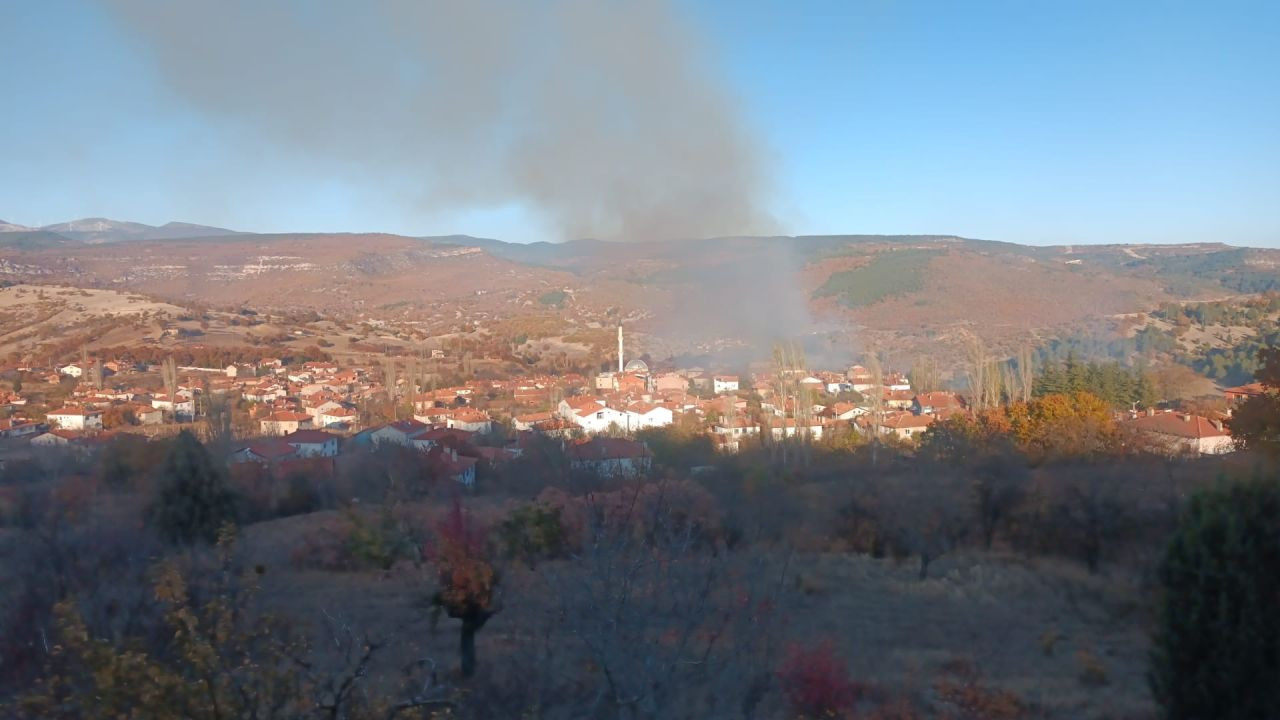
[1,2,1278,718]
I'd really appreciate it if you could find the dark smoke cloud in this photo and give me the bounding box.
[104,0,777,241]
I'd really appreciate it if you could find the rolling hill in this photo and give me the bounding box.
[0,225,1276,366]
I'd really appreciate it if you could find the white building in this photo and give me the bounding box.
[259,411,313,436]
[283,429,340,457]
[712,375,740,394]
[46,407,103,431]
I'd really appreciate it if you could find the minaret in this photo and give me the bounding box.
[617,324,624,373]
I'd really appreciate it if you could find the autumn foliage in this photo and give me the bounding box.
[426,500,499,677]
[776,641,861,718]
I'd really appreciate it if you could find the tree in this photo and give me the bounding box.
[1150,476,1280,718]
[160,355,179,409]
[427,501,499,678]
[919,410,1029,550]
[149,430,238,545]
[1227,347,1280,456]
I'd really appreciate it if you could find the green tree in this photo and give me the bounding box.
[1227,347,1280,455]
[1150,476,1280,718]
[149,430,238,544]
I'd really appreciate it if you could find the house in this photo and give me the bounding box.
[878,411,934,440]
[653,373,688,393]
[912,391,965,416]
[304,361,339,375]
[616,373,647,395]
[229,439,298,464]
[46,407,104,431]
[58,364,84,378]
[885,374,912,392]
[712,375,740,394]
[1224,382,1265,406]
[513,386,550,406]
[558,397,629,434]
[0,418,43,438]
[243,383,285,403]
[428,446,478,486]
[31,429,79,447]
[847,366,875,393]
[151,393,195,419]
[765,418,829,441]
[128,404,164,425]
[828,402,865,421]
[259,411,314,436]
[712,417,759,438]
[799,377,825,393]
[282,429,340,458]
[368,419,434,449]
[445,408,493,434]
[317,406,359,429]
[624,401,674,429]
[513,411,555,431]
[883,389,915,410]
[566,437,652,477]
[1126,410,1232,455]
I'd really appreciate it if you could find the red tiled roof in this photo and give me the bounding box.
[283,429,338,445]
[1128,412,1228,439]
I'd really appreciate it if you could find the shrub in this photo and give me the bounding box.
[1150,476,1280,718]
[498,502,566,564]
[776,641,860,718]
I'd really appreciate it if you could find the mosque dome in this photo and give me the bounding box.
[624,358,650,374]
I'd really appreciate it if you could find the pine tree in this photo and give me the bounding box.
[1150,477,1280,718]
[149,430,238,544]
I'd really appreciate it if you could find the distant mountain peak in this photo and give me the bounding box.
[31,217,244,243]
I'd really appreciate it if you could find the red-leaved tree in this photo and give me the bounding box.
[426,500,499,678]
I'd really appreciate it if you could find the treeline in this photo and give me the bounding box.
[1151,294,1280,327]
[1034,357,1154,408]
[1039,295,1280,387]
[89,344,332,368]
[812,249,941,308]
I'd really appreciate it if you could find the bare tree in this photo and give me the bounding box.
[962,332,987,411]
[161,356,179,418]
[909,355,939,394]
[1016,344,1035,403]
[874,469,971,580]
[509,487,788,719]
[866,350,884,465]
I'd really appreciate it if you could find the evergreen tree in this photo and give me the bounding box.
[149,430,238,544]
[1150,477,1280,718]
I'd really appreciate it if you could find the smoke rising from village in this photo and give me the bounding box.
[103,0,777,242]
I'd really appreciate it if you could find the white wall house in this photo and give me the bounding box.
[712,376,740,394]
[259,411,313,436]
[46,408,103,431]
[623,403,674,430]
[283,429,339,457]
[152,394,195,419]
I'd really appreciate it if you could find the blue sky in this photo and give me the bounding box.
[2,0,1277,246]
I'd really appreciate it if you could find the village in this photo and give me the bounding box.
[0,319,1247,492]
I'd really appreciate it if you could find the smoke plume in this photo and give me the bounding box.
[104,0,776,241]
